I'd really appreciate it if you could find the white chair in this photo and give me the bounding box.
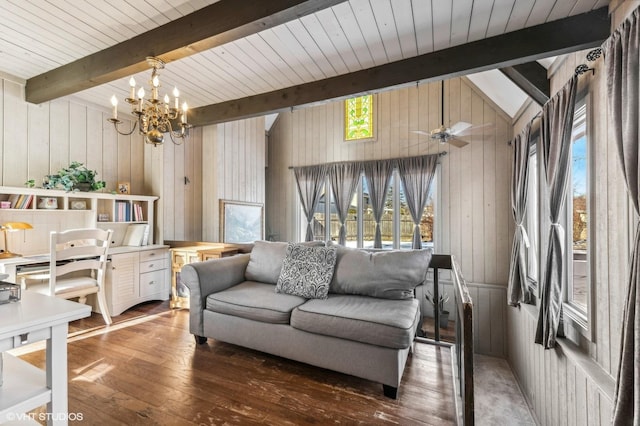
[23,228,113,325]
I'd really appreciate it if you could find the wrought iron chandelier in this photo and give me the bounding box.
[108,57,191,146]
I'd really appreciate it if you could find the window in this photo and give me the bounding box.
[344,95,374,141]
[524,146,538,288]
[310,168,437,251]
[564,92,591,332]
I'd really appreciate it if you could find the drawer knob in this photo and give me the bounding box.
[149,281,155,285]
[149,264,154,268]
[20,333,29,344]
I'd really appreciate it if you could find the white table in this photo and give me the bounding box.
[0,292,91,425]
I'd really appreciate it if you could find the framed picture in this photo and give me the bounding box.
[220,200,264,243]
[117,182,130,194]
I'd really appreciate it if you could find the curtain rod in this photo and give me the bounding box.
[287,151,447,169]
[508,47,602,146]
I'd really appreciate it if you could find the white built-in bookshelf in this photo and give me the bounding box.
[0,186,158,255]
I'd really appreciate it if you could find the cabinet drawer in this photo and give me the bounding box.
[11,327,51,348]
[140,269,165,297]
[140,258,166,273]
[140,248,166,262]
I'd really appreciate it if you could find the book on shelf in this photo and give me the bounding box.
[122,224,149,246]
[8,194,19,208]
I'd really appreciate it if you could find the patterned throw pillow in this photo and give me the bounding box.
[275,243,337,299]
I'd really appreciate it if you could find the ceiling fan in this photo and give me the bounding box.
[410,80,493,148]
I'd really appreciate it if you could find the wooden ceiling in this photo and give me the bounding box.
[0,0,610,126]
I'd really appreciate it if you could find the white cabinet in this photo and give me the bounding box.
[105,247,170,316]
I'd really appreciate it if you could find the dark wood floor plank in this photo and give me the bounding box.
[19,301,456,425]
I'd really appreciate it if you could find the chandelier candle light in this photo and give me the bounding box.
[108,57,191,146]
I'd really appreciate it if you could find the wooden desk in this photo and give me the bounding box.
[170,245,239,309]
[0,292,91,425]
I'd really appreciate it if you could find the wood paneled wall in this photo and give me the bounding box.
[267,78,512,356]
[505,4,638,424]
[0,78,141,193]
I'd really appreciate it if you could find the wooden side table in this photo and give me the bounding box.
[0,292,91,425]
[170,245,239,309]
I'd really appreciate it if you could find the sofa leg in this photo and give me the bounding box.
[194,335,207,344]
[383,385,398,399]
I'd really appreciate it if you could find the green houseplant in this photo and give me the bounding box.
[43,161,106,192]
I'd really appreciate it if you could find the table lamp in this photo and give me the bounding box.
[0,222,33,259]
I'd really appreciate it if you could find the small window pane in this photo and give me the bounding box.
[311,186,327,241]
[525,151,538,283]
[569,99,588,312]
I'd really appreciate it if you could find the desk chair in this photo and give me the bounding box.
[22,228,113,325]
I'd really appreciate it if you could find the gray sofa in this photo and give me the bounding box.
[181,240,431,398]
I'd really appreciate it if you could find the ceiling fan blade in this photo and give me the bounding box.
[454,122,494,136]
[411,130,430,136]
[449,121,473,135]
[447,137,469,148]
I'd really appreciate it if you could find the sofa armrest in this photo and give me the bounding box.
[181,253,250,336]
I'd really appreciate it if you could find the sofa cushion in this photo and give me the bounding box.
[328,243,431,300]
[275,244,337,299]
[290,295,420,349]
[245,240,324,284]
[206,281,306,324]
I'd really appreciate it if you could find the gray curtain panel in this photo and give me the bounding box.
[535,75,578,349]
[293,165,328,241]
[507,123,533,306]
[605,7,640,424]
[329,162,362,245]
[397,155,438,249]
[363,160,395,248]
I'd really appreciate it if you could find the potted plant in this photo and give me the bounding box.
[426,290,450,329]
[43,162,106,192]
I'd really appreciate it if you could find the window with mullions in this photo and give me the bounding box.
[313,171,437,250]
[564,92,591,333]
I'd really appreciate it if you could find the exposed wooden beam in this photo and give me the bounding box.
[25,0,347,104]
[190,7,609,126]
[499,62,550,105]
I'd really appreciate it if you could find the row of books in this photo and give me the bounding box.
[7,194,34,209]
[114,200,144,222]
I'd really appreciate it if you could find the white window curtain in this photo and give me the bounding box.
[508,123,534,306]
[397,155,439,249]
[293,165,328,242]
[604,6,640,424]
[535,75,578,349]
[329,162,362,245]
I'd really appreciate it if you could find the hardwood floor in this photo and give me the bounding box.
[19,301,456,425]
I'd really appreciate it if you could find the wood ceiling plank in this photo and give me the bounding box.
[259,28,316,82]
[505,0,535,32]
[371,0,404,62]
[25,0,348,104]
[351,0,389,64]
[271,24,326,80]
[189,7,609,126]
[333,2,376,69]
[431,1,453,51]
[299,14,350,75]
[412,0,434,55]
[526,0,558,27]
[234,37,298,88]
[485,0,516,37]
[547,0,580,21]
[467,0,494,41]
[285,20,336,77]
[450,0,474,45]
[315,8,361,72]
[391,0,418,58]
